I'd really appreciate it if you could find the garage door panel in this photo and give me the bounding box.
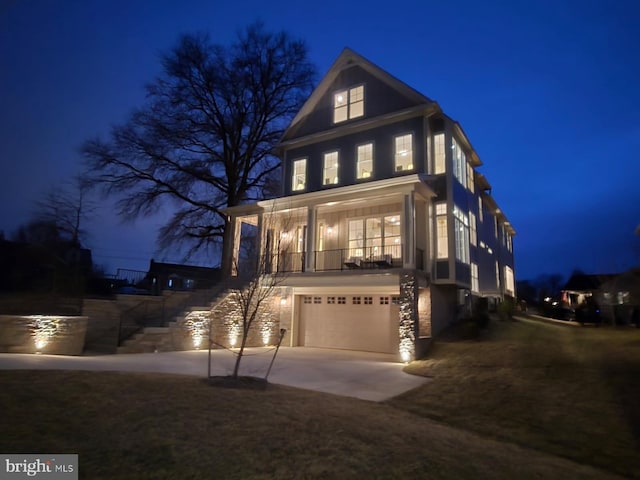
[299,296,398,354]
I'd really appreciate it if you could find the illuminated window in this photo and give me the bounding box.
[494,215,499,238]
[504,266,515,296]
[471,263,479,293]
[507,234,513,253]
[348,214,402,259]
[478,197,483,222]
[357,143,373,179]
[434,133,445,174]
[469,212,477,247]
[323,151,339,185]
[452,138,467,187]
[436,203,448,259]
[453,206,470,264]
[394,133,413,172]
[495,261,500,289]
[292,158,306,191]
[333,85,364,123]
[467,163,474,193]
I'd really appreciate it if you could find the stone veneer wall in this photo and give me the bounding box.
[174,288,285,350]
[0,315,88,355]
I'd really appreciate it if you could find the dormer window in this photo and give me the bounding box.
[292,158,307,191]
[394,133,413,172]
[323,151,339,185]
[333,85,364,123]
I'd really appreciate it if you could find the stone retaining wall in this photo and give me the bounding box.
[0,315,88,355]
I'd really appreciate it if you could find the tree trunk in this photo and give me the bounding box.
[231,328,249,379]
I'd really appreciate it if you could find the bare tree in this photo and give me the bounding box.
[82,22,315,274]
[34,177,95,247]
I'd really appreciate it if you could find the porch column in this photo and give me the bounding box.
[402,192,416,269]
[255,212,263,272]
[305,206,317,272]
[230,215,240,276]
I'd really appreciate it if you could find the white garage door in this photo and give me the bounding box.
[299,295,399,354]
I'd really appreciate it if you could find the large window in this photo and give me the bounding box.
[356,143,373,179]
[323,151,339,185]
[348,215,401,259]
[333,85,364,123]
[394,133,413,171]
[469,211,477,247]
[505,266,515,296]
[292,158,306,191]
[495,261,500,289]
[436,203,448,259]
[471,263,479,293]
[452,138,467,187]
[467,163,474,192]
[434,132,445,174]
[453,206,470,264]
[478,197,483,222]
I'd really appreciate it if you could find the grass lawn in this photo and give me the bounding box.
[0,317,637,479]
[391,316,640,479]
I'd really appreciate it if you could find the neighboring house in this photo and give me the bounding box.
[224,48,516,360]
[563,268,640,324]
[561,273,617,308]
[142,259,221,295]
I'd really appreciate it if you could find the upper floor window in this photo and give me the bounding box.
[507,233,513,253]
[394,133,413,172]
[469,211,477,247]
[478,197,483,222]
[323,151,339,185]
[436,203,448,259]
[333,85,364,123]
[453,205,470,265]
[434,132,445,174]
[452,138,467,188]
[356,143,373,179]
[292,158,306,191]
[467,163,474,193]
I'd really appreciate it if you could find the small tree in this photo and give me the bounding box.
[227,211,292,379]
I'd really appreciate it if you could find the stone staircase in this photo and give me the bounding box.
[116,285,234,354]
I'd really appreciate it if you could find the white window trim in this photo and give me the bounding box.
[291,158,307,191]
[322,150,339,186]
[333,84,364,124]
[394,133,414,172]
[356,142,374,179]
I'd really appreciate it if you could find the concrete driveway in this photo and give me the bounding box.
[0,347,429,402]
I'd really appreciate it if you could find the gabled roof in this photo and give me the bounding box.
[281,48,438,143]
[562,273,618,292]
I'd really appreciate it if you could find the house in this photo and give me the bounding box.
[142,259,221,295]
[561,272,617,308]
[562,269,640,325]
[224,48,516,360]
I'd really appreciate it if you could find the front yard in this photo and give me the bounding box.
[0,316,638,479]
[391,316,640,478]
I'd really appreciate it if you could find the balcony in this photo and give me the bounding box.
[266,245,425,273]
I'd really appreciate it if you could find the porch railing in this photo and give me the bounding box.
[267,245,426,273]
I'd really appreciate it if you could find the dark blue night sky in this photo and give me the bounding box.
[1,0,639,281]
